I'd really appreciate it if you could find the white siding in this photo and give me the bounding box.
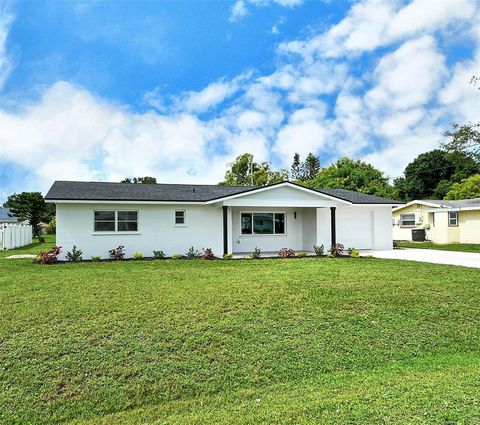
[56,203,223,259]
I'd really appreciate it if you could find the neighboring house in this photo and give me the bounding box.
[45,180,402,259]
[392,199,480,244]
[0,207,21,224]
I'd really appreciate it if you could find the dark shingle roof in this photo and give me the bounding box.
[45,181,255,202]
[45,181,402,204]
[315,188,401,204]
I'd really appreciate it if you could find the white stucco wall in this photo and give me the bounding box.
[56,203,223,259]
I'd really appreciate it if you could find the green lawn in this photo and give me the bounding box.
[0,234,56,259]
[396,241,480,253]
[0,254,479,424]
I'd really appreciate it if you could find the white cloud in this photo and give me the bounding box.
[230,0,302,22]
[274,107,328,161]
[0,5,13,89]
[365,36,448,111]
[280,0,476,58]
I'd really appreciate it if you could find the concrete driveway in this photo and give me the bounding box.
[364,248,480,268]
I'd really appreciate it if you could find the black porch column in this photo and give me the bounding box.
[223,205,228,255]
[330,207,336,247]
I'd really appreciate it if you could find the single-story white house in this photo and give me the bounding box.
[45,181,402,259]
[392,198,480,243]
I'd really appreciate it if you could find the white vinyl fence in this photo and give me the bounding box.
[0,224,33,250]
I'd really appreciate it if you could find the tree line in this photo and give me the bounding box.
[219,122,480,201]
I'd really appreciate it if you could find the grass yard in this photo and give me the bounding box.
[396,241,480,253]
[1,253,479,424]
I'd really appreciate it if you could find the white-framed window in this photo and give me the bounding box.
[94,210,138,232]
[448,211,458,227]
[240,212,286,235]
[400,213,416,228]
[175,210,186,225]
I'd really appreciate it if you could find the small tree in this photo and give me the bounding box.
[291,152,302,180]
[3,192,53,237]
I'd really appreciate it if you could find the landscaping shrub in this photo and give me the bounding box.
[109,246,125,261]
[223,253,233,260]
[252,247,261,259]
[201,248,215,260]
[297,252,307,258]
[36,246,61,264]
[330,243,345,257]
[65,245,83,262]
[186,246,201,259]
[91,256,101,262]
[133,252,143,260]
[350,249,360,258]
[313,244,324,256]
[153,250,165,260]
[347,247,355,256]
[244,255,252,260]
[278,247,295,258]
[171,253,182,260]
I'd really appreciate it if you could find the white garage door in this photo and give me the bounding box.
[336,209,373,249]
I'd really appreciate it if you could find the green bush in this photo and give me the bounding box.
[65,245,83,262]
[297,252,307,258]
[186,246,201,259]
[133,252,143,260]
[350,249,360,258]
[313,244,324,256]
[171,253,182,260]
[91,256,101,262]
[223,253,233,260]
[153,250,165,260]
[244,255,252,260]
[252,247,261,259]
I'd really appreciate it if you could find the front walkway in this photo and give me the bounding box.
[364,248,480,269]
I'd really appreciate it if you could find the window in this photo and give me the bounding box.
[117,211,138,231]
[94,210,138,232]
[448,211,458,227]
[400,213,415,227]
[175,210,185,225]
[241,212,285,235]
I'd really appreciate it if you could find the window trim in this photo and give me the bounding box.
[93,209,139,233]
[448,211,458,227]
[174,209,186,226]
[399,213,416,228]
[240,211,287,236]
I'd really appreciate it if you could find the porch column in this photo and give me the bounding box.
[222,205,228,255]
[330,207,336,247]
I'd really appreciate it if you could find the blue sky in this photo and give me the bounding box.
[0,0,479,201]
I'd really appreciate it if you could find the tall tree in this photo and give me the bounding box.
[291,153,302,181]
[121,176,157,184]
[308,157,396,198]
[220,153,288,186]
[3,192,54,237]
[303,153,321,180]
[394,149,479,200]
[290,152,321,181]
[445,174,480,200]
